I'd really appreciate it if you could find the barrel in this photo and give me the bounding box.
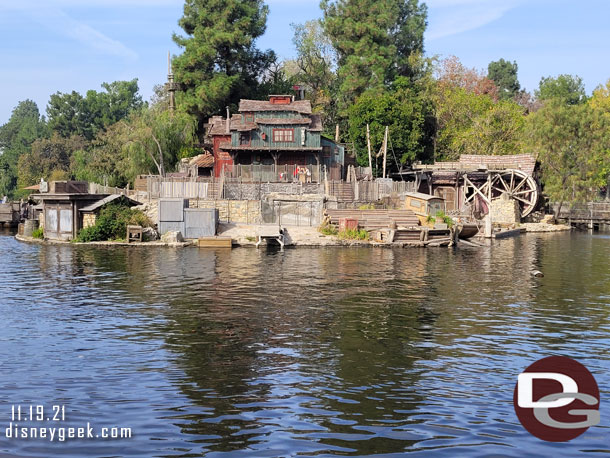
[23,219,39,237]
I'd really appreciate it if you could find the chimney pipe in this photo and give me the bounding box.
[226,106,230,134]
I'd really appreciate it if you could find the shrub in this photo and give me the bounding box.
[32,227,44,239]
[76,203,152,242]
[435,211,455,228]
[318,222,338,236]
[338,228,369,240]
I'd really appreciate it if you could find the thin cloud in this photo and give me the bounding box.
[426,0,524,40]
[1,2,138,59]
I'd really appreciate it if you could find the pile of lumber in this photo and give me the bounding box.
[324,209,419,231]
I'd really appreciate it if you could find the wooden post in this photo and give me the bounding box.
[382,126,389,179]
[335,124,340,143]
[366,124,373,174]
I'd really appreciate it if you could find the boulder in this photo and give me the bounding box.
[142,227,159,241]
[161,231,184,244]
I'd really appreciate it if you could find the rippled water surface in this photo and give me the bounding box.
[0,230,609,457]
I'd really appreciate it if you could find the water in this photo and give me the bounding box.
[0,231,609,457]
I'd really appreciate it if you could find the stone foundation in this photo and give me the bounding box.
[490,194,521,224]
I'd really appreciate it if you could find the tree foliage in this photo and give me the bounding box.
[536,74,587,105]
[321,0,427,115]
[488,58,520,100]
[18,134,86,189]
[47,79,143,140]
[0,100,47,197]
[172,0,275,124]
[347,78,427,167]
[525,99,604,214]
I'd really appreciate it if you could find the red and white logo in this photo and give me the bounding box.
[513,356,600,442]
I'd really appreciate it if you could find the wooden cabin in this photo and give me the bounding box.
[207,95,344,180]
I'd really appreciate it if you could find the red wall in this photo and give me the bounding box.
[213,136,232,177]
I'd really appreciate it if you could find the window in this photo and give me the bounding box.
[239,132,251,146]
[273,129,294,143]
[244,113,254,122]
[322,146,332,157]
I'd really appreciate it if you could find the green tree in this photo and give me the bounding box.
[291,20,336,115]
[321,0,427,115]
[47,79,143,140]
[17,134,86,189]
[535,74,587,105]
[347,78,427,168]
[525,99,601,217]
[172,0,275,125]
[72,106,197,185]
[487,59,520,100]
[0,100,47,197]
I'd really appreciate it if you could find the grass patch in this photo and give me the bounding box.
[76,203,152,242]
[338,228,369,240]
[318,222,338,236]
[32,227,44,239]
[245,236,256,242]
[358,203,376,210]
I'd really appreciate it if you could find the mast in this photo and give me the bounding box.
[366,124,373,175]
[167,51,176,113]
[382,126,388,179]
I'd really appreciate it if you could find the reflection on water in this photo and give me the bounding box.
[0,233,609,457]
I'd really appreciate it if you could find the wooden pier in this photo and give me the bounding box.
[0,203,20,227]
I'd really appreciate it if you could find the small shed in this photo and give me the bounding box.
[405,192,446,224]
[79,194,142,229]
[32,182,141,241]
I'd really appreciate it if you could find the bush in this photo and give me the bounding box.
[358,203,376,210]
[76,203,152,242]
[32,227,44,239]
[435,211,455,228]
[338,228,369,240]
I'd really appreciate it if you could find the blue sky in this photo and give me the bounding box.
[1,0,609,124]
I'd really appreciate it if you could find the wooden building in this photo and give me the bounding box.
[207,95,344,180]
[32,182,140,241]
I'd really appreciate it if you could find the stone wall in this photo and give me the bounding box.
[490,193,521,224]
[83,213,97,228]
[189,199,262,224]
[223,182,323,200]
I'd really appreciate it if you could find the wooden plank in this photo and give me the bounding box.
[198,237,232,248]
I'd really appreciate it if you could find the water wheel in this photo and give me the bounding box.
[490,169,539,217]
[464,169,539,218]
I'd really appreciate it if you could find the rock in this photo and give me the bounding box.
[161,231,183,243]
[142,227,159,241]
[532,270,544,278]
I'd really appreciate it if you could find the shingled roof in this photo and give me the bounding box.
[458,154,537,175]
[238,99,313,115]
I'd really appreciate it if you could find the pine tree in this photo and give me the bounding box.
[172,0,275,125]
[321,0,427,114]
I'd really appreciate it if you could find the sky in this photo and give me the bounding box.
[1,0,609,124]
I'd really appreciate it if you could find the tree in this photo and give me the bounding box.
[436,56,498,100]
[72,106,197,185]
[347,78,427,168]
[588,80,610,199]
[47,79,143,140]
[321,0,427,115]
[172,0,275,125]
[525,99,601,217]
[0,100,47,196]
[535,74,587,105]
[488,59,520,100]
[291,20,336,115]
[17,134,86,189]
